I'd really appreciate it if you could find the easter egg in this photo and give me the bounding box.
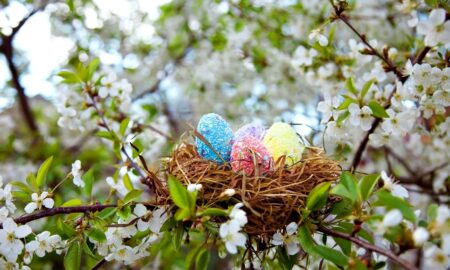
[262,122,305,166]
[231,136,273,175]
[234,123,266,141]
[195,113,234,164]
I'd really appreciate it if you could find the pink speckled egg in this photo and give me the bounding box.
[231,136,273,176]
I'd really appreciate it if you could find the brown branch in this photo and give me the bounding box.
[1,38,39,133]
[350,118,382,172]
[0,204,117,229]
[318,225,418,270]
[0,5,49,134]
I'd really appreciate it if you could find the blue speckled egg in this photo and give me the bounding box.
[234,123,266,141]
[195,113,234,164]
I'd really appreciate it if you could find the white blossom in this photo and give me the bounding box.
[291,46,318,67]
[412,227,429,246]
[383,209,403,227]
[187,183,202,192]
[381,109,416,136]
[348,103,373,131]
[417,9,450,47]
[436,205,450,226]
[309,29,328,46]
[24,192,54,214]
[133,204,167,234]
[381,171,409,199]
[219,219,247,254]
[106,176,128,197]
[271,222,300,255]
[0,218,32,262]
[229,203,247,227]
[71,160,84,187]
[424,245,450,270]
[0,183,16,213]
[25,231,62,257]
[221,188,236,197]
[0,207,9,222]
[105,245,136,265]
[374,209,403,235]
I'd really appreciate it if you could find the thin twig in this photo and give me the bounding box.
[0,204,117,228]
[86,92,147,179]
[318,225,418,270]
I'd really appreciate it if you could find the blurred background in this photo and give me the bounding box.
[1,0,444,205]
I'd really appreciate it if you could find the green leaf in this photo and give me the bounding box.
[368,101,389,118]
[297,225,316,254]
[58,218,76,237]
[337,98,355,110]
[95,131,115,141]
[57,71,81,84]
[26,172,38,191]
[338,172,360,202]
[83,168,94,197]
[306,182,331,211]
[172,223,184,251]
[123,189,143,204]
[360,79,374,100]
[97,208,116,220]
[12,191,30,201]
[330,198,353,218]
[117,205,131,220]
[358,174,380,201]
[168,176,191,210]
[332,236,351,255]
[330,184,354,202]
[186,245,202,270]
[336,111,350,124]
[195,248,210,270]
[374,190,416,222]
[210,31,228,51]
[62,198,82,207]
[142,104,158,121]
[174,208,191,221]
[64,241,81,270]
[10,181,32,194]
[86,227,106,243]
[123,173,134,191]
[86,58,100,81]
[36,156,53,188]
[345,77,357,95]
[119,118,130,137]
[313,245,348,267]
[197,208,228,217]
[427,204,438,221]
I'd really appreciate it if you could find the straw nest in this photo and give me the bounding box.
[155,142,341,238]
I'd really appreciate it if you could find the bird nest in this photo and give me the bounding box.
[154,143,341,238]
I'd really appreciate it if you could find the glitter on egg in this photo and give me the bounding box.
[234,123,266,141]
[262,122,305,166]
[195,113,234,164]
[231,136,273,175]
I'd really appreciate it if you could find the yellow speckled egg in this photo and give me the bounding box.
[262,122,305,166]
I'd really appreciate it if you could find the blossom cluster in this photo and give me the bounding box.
[219,203,248,254]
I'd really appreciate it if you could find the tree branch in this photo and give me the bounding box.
[329,3,432,172]
[0,5,48,134]
[318,225,418,270]
[0,204,117,229]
